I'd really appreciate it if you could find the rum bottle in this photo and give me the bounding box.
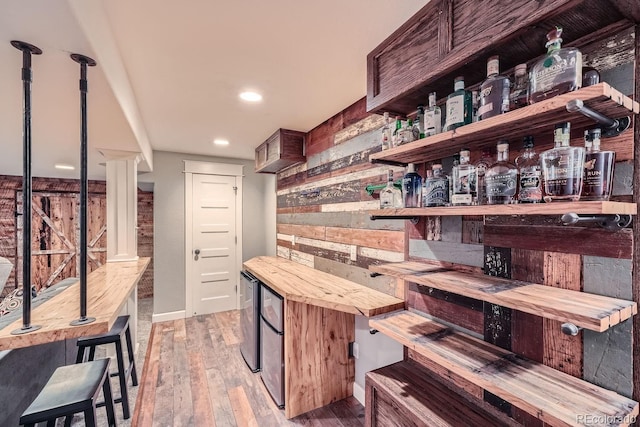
[381,112,392,150]
[424,92,442,136]
[540,122,585,202]
[380,169,403,209]
[509,63,529,110]
[423,164,449,207]
[529,26,582,103]
[515,136,542,203]
[478,56,511,120]
[582,128,615,201]
[444,76,472,132]
[485,141,518,204]
[451,149,476,206]
[402,163,422,208]
[474,148,493,205]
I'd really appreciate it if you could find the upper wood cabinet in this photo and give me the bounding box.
[366,0,636,116]
[255,129,306,174]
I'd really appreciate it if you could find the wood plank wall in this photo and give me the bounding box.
[0,175,154,298]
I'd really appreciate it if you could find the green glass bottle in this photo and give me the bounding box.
[444,76,473,132]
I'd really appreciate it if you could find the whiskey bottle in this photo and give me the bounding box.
[451,149,476,206]
[582,128,615,201]
[509,63,529,110]
[424,92,442,136]
[529,26,582,103]
[444,76,472,132]
[474,148,493,205]
[485,141,518,204]
[381,112,392,150]
[423,164,449,207]
[540,122,585,202]
[416,106,425,139]
[515,136,542,203]
[402,163,422,208]
[380,169,403,209]
[478,56,511,120]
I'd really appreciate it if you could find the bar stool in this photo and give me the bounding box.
[76,315,138,419]
[19,358,116,427]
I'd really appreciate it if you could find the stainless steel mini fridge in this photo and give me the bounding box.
[239,271,260,372]
[260,283,285,408]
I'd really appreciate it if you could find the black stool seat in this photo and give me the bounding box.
[19,359,116,427]
[76,315,138,420]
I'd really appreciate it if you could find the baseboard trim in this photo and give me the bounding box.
[152,310,186,323]
[353,382,365,406]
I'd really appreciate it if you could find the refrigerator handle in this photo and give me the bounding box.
[260,313,284,335]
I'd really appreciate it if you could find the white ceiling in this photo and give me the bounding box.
[0,0,429,180]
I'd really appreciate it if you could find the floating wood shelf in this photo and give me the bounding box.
[369,310,639,427]
[370,261,637,332]
[369,83,639,166]
[369,201,637,218]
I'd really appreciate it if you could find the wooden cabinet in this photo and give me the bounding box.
[255,128,305,174]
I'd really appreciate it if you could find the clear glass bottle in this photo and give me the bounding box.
[448,154,459,205]
[472,90,480,123]
[529,26,583,103]
[582,128,615,201]
[474,148,493,205]
[478,56,511,120]
[392,116,402,147]
[444,76,473,132]
[541,122,585,202]
[398,119,416,145]
[381,112,392,150]
[515,136,542,203]
[451,149,476,206]
[485,141,519,204]
[509,63,529,110]
[380,169,403,209]
[402,163,422,208]
[582,66,600,87]
[416,106,425,139]
[424,92,442,137]
[423,164,449,207]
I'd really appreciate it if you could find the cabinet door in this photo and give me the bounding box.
[266,133,281,164]
[255,143,267,170]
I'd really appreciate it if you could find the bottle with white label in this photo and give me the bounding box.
[424,92,442,137]
[478,56,510,121]
[451,149,476,205]
[444,76,473,132]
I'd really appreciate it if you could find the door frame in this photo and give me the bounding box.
[184,160,244,317]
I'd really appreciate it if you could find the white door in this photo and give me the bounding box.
[190,173,237,315]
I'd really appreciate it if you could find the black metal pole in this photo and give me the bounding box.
[70,53,97,326]
[11,41,42,335]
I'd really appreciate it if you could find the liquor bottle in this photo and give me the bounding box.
[485,141,518,204]
[448,154,459,205]
[582,66,601,87]
[472,90,479,123]
[474,148,493,205]
[398,119,416,145]
[582,128,615,201]
[509,63,529,110]
[380,169,403,208]
[380,112,392,150]
[444,76,473,131]
[416,106,425,139]
[515,136,542,203]
[423,164,449,207]
[392,116,402,147]
[451,149,476,206]
[402,163,422,208]
[424,92,442,137]
[540,122,585,202]
[478,56,511,120]
[529,26,583,103]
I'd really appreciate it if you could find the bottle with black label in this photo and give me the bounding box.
[423,164,449,207]
[515,136,542,203]
[582,128,615,201]
[485,141,518,204]
[402,163,422,208]
[540,122,585,202]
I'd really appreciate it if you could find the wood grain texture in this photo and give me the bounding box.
[370,310,639,427]
[408,286,484,334]
[633,20,640,410]
[325,227,404,252]
[370,261,636,332]
[244,256,403,317]
[0,257,150,350]
[131,322,162,427]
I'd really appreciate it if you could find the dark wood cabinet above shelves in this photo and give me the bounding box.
[255,128,306,174]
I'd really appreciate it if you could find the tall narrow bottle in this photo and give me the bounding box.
[444,76,472,132]
[509,64,529,110]
[540,122,585,202]
[515,136,542,203]
[423,164,449,207]
[582,128,615,201]
[402,163,422,208]
[416,106,425,139]
[474,148,493,205]
[485,141,518,204]
[451,149,476,206]
[529,27,582,103]
[478,56,510,120]
[424,92,442,136]
[380,169,403,208]
[392,116,402,148]
[380,112,392,150]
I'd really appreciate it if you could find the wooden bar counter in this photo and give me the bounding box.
[0,257,150,351]
[244,256,404,419]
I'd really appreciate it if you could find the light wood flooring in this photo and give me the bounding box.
[131,310,365,427]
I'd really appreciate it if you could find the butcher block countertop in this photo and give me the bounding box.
[243,256,404,317]
[0,257,150,351]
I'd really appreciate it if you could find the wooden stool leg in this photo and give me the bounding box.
[102,374,117,427]
[115,339,130,419]
[124,324,138,386]
[84,408,97,427]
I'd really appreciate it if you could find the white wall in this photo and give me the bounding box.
[141,150,276,317]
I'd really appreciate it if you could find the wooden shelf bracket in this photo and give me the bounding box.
[566,99,631,137]
[561,212,632,230]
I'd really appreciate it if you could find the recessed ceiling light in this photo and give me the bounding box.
[213,139,230,146]
[239,91,262,102]
[54,163,75,170]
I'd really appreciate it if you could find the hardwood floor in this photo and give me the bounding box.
[132,310,366,427]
